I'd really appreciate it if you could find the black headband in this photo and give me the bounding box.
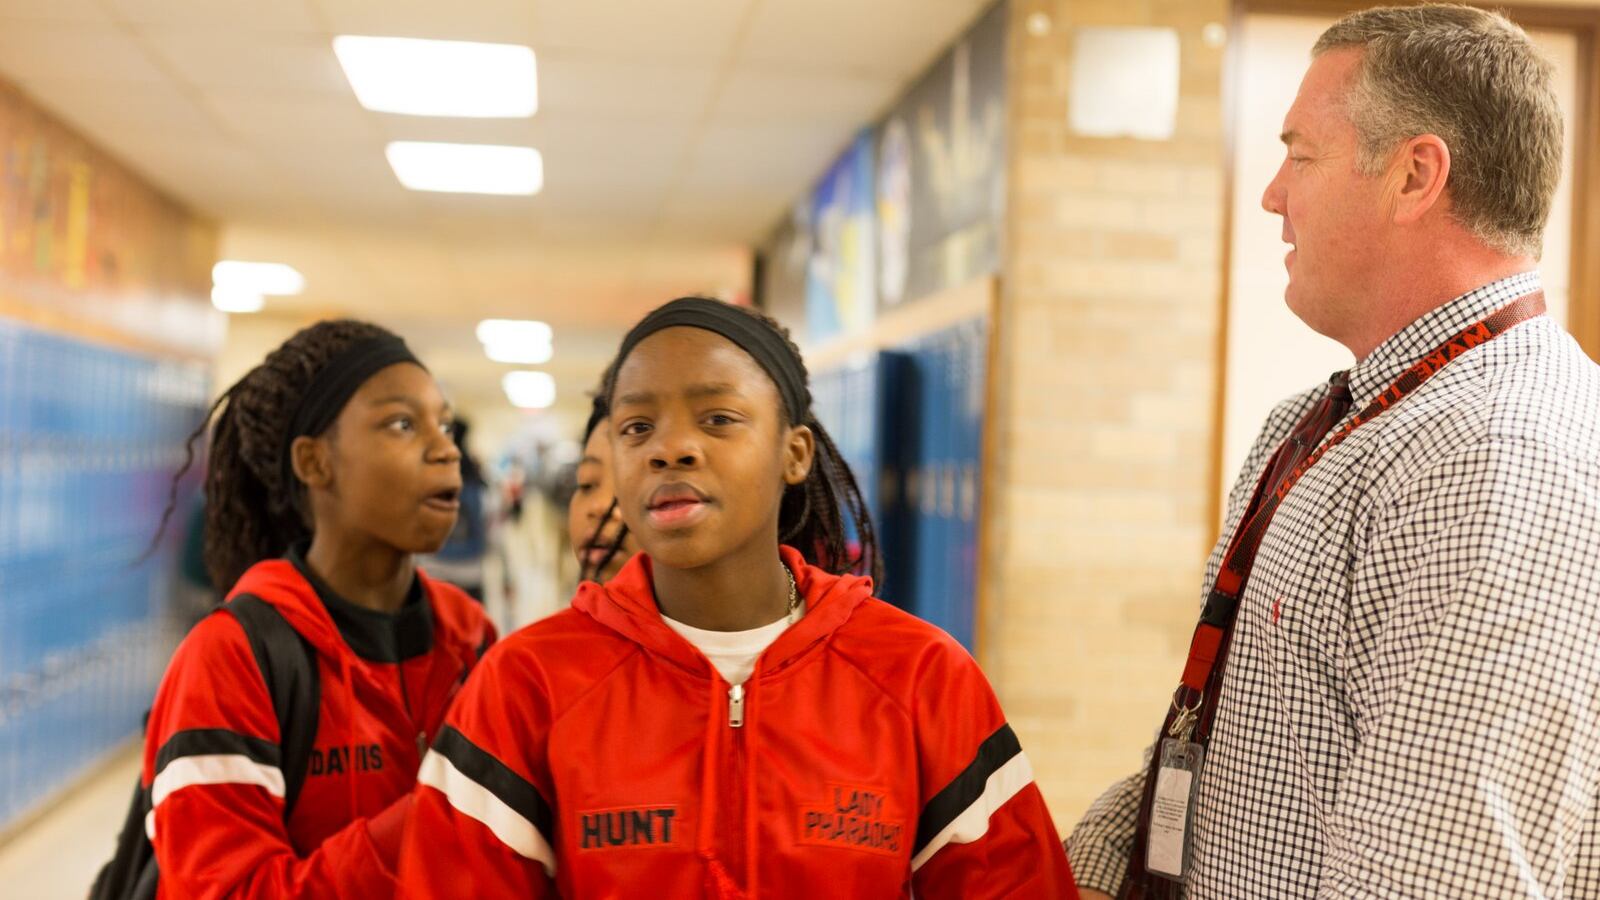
[613,298,809,422]
[282,335,423,487]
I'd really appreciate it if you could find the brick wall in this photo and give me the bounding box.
[986,0,1231,828]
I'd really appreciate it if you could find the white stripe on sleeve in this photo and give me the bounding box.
[417,748,557,876]
[910,751,1036,872]
[146,753,287,840]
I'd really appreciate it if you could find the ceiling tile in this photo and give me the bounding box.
[199,89,376,142]
[533,216,655,245]
[337,234,458,293]
[99,134,284,214]
[104,0,321,31]
[538,54,719,122]
[455,240,635,288]
[373,117,696,177]
[221,227,390,305]
[0,0,109,24]
[655,191,791,243]
[184,182,316,224]
[412,192,543,229]
[540,146,680,194]
[685,119,858,192]
[533,120,695,196]
[713,67,899,124]
[535,117,695,156]
[532,184,668,229]
[141,28,349,93]
[0,23,169,84]
[634,242,751,282]
[740,0,987,76]
[695,119,856,161]
[317,0,537,44]
[375,115,540,146]
[263,141,399,191]
[533,0,750,62]
[17,78,221,141]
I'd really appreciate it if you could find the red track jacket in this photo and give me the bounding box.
[142,550,495,899]
[400,546,1076,898]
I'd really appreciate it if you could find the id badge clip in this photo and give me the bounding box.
[1146,699,1205,882]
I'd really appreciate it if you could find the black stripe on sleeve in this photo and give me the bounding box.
[914,723,1023,855]
[433,724,555,839]
[154,728,281,777]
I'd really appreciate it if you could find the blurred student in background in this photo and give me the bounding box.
[419,419,491,602]
[567,393,640,584]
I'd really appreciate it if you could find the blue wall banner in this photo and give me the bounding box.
[877,1,1008,307]
[805,130,878,343]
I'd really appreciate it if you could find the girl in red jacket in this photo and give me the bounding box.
[402,298,1076,898]
[144,320,495,898]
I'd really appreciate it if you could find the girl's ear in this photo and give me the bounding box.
[783,423,816,486]
[290,435,334,491]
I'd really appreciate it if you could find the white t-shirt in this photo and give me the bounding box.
[662,611,797,686]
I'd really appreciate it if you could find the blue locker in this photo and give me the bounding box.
[864,317,989,652]
[0,321,208,831]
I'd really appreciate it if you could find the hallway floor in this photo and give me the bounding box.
[0,743,139,899]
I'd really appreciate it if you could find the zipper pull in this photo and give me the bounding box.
[728,683,745,728]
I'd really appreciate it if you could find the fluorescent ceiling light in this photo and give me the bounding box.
[477,319,553,364]
[485,342,553,365]
[386,142,543,195]
[333,36,537,118]
[476,319,552,346]
[212,260,305,295]
[503,371,556,409]
[211,285,264,314]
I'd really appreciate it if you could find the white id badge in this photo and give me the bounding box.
[1146,738,1204,881]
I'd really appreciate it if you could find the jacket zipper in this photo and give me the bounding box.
[726,681,749,893]
[398,659,428,762]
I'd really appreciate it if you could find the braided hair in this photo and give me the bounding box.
[154,319,400,590]
[604,303,882,586]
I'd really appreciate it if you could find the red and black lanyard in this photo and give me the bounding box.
[1121,290,1546,898]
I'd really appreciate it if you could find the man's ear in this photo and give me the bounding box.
[1389,133,1452,226]
[783,424,816,486]
[290,435,334,491]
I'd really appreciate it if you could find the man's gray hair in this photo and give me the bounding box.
[1314,4,1562,257]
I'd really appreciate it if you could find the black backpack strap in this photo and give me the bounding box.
[89,778,159,900]
[92,598,321,900]
[225,594,321,816]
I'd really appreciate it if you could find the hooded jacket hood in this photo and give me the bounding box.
[571,545,875,682]
[228,552,481,676]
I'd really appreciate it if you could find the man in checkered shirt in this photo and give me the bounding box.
[1070,6,1600,898]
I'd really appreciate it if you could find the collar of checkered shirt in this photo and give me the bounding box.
[1345,270,1543,406]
